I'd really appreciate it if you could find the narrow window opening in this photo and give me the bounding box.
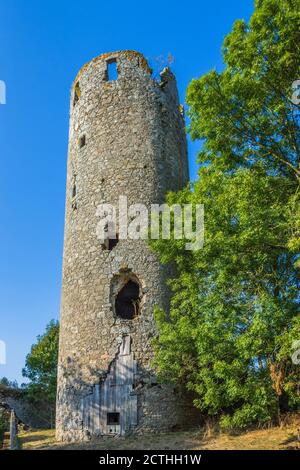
[71,175,77,210]
[71,175,77,198]
[79,135,86,148]
[107,412,120,425]
[108,233,119,251]
[101,228,119,251]
[73,82,81,106]
[107,59,118,81]
[115,280,140,320]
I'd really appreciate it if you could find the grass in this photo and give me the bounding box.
[19,417,300,450]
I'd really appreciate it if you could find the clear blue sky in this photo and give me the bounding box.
[0,0,254,383]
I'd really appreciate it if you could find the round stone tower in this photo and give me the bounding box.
[56,50,197,441]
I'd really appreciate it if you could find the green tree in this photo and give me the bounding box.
[22,320,59,427]
[151,0,300,430]
[0,377,18,389]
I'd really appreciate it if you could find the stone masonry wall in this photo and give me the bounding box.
[56,50,198,441]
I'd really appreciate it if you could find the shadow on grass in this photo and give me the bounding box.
[19,429,200,451]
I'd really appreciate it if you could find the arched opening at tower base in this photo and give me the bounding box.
[115,279,140,320]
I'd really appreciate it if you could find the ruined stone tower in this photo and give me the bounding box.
[56,50,196,441]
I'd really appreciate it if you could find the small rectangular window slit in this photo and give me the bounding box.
[107,59,118,81]
[79,135,86,148]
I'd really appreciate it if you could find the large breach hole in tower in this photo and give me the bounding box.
[115,279,140,320]
[106,59,118,81]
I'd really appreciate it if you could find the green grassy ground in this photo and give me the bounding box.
[19,418,300,450]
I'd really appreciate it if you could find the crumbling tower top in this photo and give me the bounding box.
[73,50,152,86]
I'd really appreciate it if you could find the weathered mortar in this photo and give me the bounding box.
[56,50,198,441]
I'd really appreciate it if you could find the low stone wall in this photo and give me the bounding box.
[135,385,201,434]
[0,387,49,429]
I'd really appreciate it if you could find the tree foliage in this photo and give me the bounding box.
[0,377,18,389]
[22,320,59,407]
[151,0,300,429]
